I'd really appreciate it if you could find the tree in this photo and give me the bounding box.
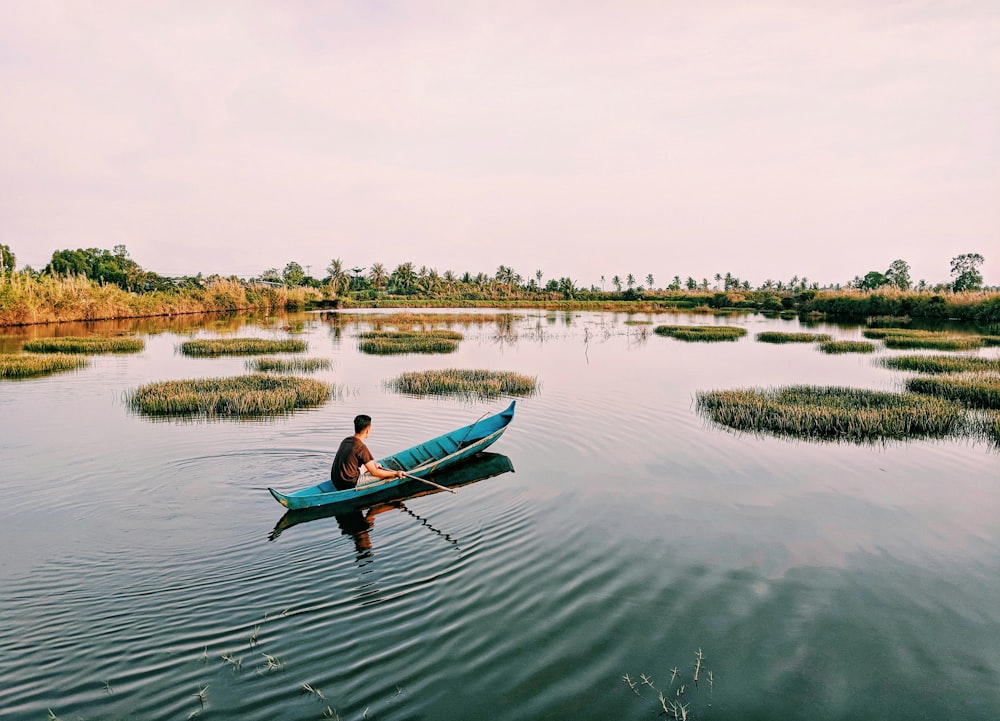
[685,277,697,290]
[626,273,635,290]
[612,275,622,292]
[646,274,655,291]
[368,262,388,291]
[857,271,889,290]
[885,259,911,290]
[669,275,681,291]
[45,246,143,291]
[390,262,416,294]
[714,273,722,290]
[326,258,350,296]
[282,261,305,287]
[950,253,984,292]
[0,243,14,274]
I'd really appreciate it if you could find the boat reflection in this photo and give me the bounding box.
[268,452,515,543]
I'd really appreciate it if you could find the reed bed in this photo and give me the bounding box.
[338,311,522,327]
[695,385,966,442]
[0,353,89,379]
[387,368,537,399]
[905,373,1000,409]
[22,336,145,354]
[881,354,1000,374]
[127,374,331,417]
[818,340,877,354]
[653,325,747,342]
[624,319,654,325]
[862,328,983,351]
[245,357,332,373]
[982,335,1000,347]
[866,315,911,328]
[755,331,832,343]
[179,338,307,356]
[357,330,463,355]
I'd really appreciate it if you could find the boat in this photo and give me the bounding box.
[267,400,516,511]
[268,452,515,540]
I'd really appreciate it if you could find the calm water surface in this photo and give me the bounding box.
[1,310,998,720]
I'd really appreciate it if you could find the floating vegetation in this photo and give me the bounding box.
[866,315,911,328]
[755,331,832,344]
[357,330,462,355]
[624,319,654,325]
[22,336,145,354]
[862,328,983,351]
[653,325,747,342]
[695,385,966,442]
[0,353,89,379]
[905,373,1000,409]
[180,338,307,356]
[127,374,332,418]
[245,357,332,373]
[818,340,877,354]
[881,354,1000,374]
[388,368,537,399]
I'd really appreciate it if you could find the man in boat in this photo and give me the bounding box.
[331,414,405,490]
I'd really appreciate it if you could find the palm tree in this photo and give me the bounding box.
[612,275,622,292]
[626,273,635,290]
[645,274,654,290]
[390,262,416,294]
[599,275,605,292]
[327,258,349,296]
[368,262,388,291]
[714,273,722,290]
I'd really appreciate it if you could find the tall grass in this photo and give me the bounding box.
[245,357,331,373]
[22,336,145,354]
[357,330,463,355]
[696,385,966,442]
[755,331,832,343]
[0,353,89,378]
[388,369,537,399]
[180,338,307,356]
[654,325,747,342]
[862,328,983,350]
[881,355,1000,374]
[905,373,1000,409]
[818,340,877,354]
[127,374,332,417]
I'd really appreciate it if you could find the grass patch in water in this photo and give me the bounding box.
[127,374,331,417]
[862,328,983,350]
[905,373,1000,409]
[654,325,747,342]
[755,331,832,343]
[866,315,911,328]
[0,353,89,379]
[180,338,307,356]
[881,354,1000,374]
[245,357,332,373]
[22,336,144,354]
[387,368,537,399]
[695,385,965,442]
[818,340,877,354]
[338,311,522,327]
[357,330,462,355]
[624,319,654,325]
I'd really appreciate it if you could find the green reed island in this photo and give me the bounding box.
[180,338,307,356]
[755,331,832,343]
[388,369,538,399]
[881,355,1000,374]
[357,330,463,355]
[0,353,89,379]
[245,357,332,373]
[654,325,747,342]
[818,340,877,354]
[23,336,145,354]
[127,375,332,418]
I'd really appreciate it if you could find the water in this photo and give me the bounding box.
[1,310,998,720]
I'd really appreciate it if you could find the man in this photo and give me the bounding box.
[331,414,405,491]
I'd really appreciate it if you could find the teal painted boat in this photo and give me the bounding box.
[268,400,516,511]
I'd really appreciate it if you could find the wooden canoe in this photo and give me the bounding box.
[268,400,516,511]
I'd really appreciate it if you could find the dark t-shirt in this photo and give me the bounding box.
[331,435,374,490]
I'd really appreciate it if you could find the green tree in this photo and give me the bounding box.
[282,261,305,287]
[857,271,889,290]
[645,274,654,290]
[368,262,388,291]
[626,273,635,290]
[45,246,143,291]
[950,253,984,292]
[390,262,416,294]
[0,243,15,274]
[326,258,350,295]
[612,275,622,292]
[885,259,911,290]
[685,277,697,290]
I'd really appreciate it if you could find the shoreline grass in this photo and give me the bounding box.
[334,311,523,327]
[357,330,463,355]
[245,357,332,373]
[862,328,983,351]
[880,355,1000,374]
[654,325,747,342]
[387,369,537,399]
[905,373,1000,409]
[818,340,877,354]
[127,374,331,417]
[180,338,307,356]
[755,331,832,343]
[696,385,966,442]
[0,353,90,379]
[22,336,145,354]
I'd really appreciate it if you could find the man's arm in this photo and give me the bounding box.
[364,460,404,479]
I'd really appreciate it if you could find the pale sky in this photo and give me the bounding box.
[2,1,998,288]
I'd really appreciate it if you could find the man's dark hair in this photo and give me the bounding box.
[354,414,372,433]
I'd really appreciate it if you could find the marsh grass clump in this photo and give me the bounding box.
[357,330,462,355]
[755,331,832,344]
[180,338,307,356]
[340,311,521,328]
[245,357,332,373]
[0,353,89,379]
[624,319,654,325]
[388,368,537,399]
[862,328,983,351]
[127,374,331,418]
[818,340,877,354]
[905,373,1000,409]
[654,325,747,342]
[866,315,911,328]
[696,385,966,442]
[22,335,145,354]
[881,355,1000,375]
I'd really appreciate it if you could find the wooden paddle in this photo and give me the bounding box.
[399,470,457,494]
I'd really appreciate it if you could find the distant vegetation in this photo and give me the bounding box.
[0,353,89,379]
[127,375,332,418]
[180,339,307,356]
[388,369,537,399]
[22,336,145,354]
[755,331,832,343]
[654,325,747,342]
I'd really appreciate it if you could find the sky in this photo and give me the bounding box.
[1,1,998,288]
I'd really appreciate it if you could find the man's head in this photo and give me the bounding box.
[354,414,372,435]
